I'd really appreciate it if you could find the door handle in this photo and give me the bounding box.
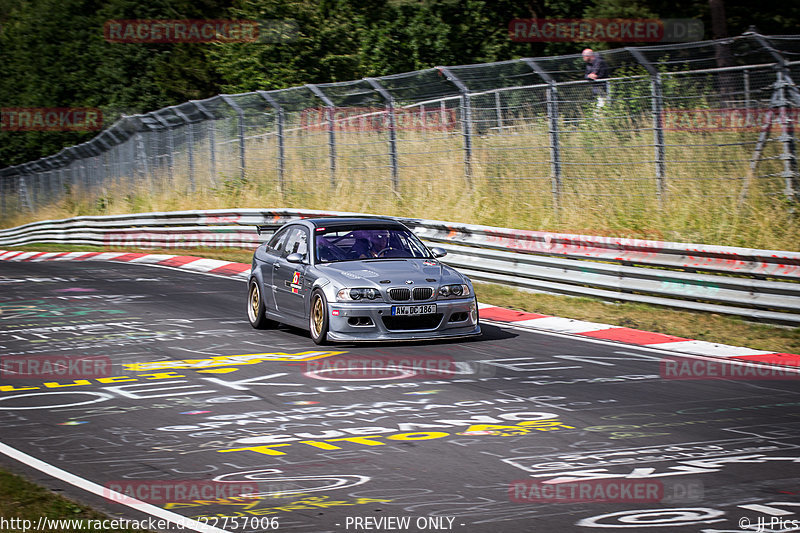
[274,263,280,270]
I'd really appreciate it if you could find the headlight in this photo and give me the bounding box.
[438,284,470,298]
[337,288,381,301]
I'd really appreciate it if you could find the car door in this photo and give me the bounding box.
[257,226,290,310]
[271,226,309,319]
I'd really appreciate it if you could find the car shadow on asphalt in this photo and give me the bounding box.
[272,321,517,348]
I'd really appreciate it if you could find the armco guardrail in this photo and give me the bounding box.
[1,209,799,324]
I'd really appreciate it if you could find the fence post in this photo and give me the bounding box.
[257,91,286,196]
[190,100,217,188]
[152,114,175,185]
[627,48,666,201]
[0,174,5,216]
[208,120,217,185]
[524,59,561,210]
[365,78,400,192]
[546,82,562,210]
[221,95,247,181]
[746,51,800,201]
[19,171,32,212]
[173,108,195,192]
[744,69,751,124]
[29,164,40,210]
[306,84,337,187]
[495,91,503,131]
[774,71,800,201]
[652,74,667,200]
[77,150,89,196]
[438,67,472,184]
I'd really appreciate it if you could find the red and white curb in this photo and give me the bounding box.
[0,250,251,279]
[2,250,796,367]
[477,303,798,367]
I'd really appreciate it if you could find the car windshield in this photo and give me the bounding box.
[314,226,430,263]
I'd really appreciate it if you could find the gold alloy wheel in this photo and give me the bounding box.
[248,282,260,323]
[311,294,324,337]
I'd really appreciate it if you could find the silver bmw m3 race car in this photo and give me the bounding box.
[247,217,481,344]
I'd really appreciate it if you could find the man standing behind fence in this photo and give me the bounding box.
[582,48,610,107]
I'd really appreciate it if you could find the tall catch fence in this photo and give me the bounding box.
[1,32,798,223]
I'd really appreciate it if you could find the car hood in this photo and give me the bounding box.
[318,258,463,286]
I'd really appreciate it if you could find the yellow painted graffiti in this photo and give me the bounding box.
[182,496,392,516]
[218,418,575,457]
[123,351,345,372]
[0,351,346,392]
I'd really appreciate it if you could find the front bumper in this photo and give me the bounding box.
[325,297,480,342]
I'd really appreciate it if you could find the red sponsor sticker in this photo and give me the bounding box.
[1,108,102,132]
[0,355,112,379]
[509,479,664,503]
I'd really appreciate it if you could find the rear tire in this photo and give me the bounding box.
[309,289,329,345]
[247,278,272,329]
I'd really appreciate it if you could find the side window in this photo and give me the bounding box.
[283,227,309,259]
[267,227,290,255]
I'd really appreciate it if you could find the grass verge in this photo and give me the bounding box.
[0,469,151,532]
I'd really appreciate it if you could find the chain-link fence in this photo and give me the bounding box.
[1,32,798,225]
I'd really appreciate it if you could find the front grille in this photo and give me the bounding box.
[388,288,411,301]
[388,287,433,301]
[413,287,433,300]
[382,314,443,331]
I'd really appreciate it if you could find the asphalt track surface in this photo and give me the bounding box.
[0,260,798,533]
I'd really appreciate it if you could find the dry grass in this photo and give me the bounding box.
[1,113,797,250]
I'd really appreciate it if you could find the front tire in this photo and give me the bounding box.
[309,289,329,345]
[247,278,272,329]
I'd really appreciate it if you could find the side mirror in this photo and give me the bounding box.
[286,253,305,264]
[430,247,447,258]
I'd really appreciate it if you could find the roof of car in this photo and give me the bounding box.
[303,217,407,229]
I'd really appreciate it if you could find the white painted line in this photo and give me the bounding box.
[126,254,180,264]
[484,318,800,373]
[514,316,614,333]
[173,258,232,272]
[0,441,231,533]
[643,340,774,357]
[90,252,129,261]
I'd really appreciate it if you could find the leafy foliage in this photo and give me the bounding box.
[1,0,798,166]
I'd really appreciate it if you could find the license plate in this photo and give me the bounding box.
[391,304,437,316]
